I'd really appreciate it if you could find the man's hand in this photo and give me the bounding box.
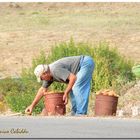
[25,105,33,115]
[63,73,76,105]
[25,87,47,115]
[63,93,68,105]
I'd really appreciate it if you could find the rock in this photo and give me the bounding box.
[9,2,21,8]
[119,80,140,117]
[131,106,140,117]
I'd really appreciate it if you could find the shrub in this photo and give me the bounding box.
[5,91,44,114]
[0,78,25,96]
[4,51,47,114]
[47,39,135,93]
[3,39,135,114]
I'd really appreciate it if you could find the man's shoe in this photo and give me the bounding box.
[75,113,87,117]
[66,111,75,116]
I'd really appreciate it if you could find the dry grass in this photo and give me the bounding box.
[0,3,140,78]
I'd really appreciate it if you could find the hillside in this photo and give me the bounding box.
[0,3,140,78]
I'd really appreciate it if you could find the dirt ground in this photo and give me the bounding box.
[0,3,140,78]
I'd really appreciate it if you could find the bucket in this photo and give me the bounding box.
[44,92,66,116]
[95,94,118,116]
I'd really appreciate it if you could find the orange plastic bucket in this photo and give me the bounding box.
[95,94,118,116]
[44,92,66,116]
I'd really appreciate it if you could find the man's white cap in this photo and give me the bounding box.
[34,64,49,82]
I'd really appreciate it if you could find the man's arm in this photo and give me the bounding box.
[25,87,47,114]
[63,73,76,104]
[65,73,77,95]
[31,87,47,108]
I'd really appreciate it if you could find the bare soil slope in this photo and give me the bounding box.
[0,3,140,78]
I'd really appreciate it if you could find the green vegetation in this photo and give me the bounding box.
[0,39,135,114]
[132,65,140,78]
[47,39,135,93]
[0,52,47,114]
[0,78,43,114]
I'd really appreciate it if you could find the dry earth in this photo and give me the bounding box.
[0,3,140,78]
